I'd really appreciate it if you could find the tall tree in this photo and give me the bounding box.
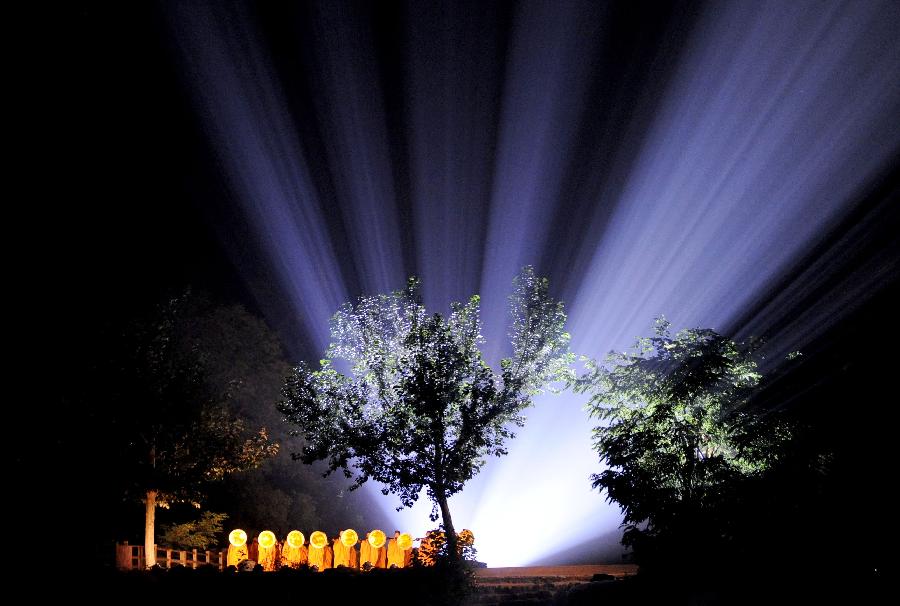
[573,318,793,572]
[114,293,279,567]
[180,296,364,538]
[279,267,573,561]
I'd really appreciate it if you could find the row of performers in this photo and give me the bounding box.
[227,529,414,572]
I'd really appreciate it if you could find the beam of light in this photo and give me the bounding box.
[298,2,407,295]
[166,2,349,355]
[568,0,900,350]
[166,0,900,566]
[479,0,606,362]
[437,0,900,566]
[405,1,508,311]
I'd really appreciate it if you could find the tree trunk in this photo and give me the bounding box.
[436,493,460,563]
[144,489,157,568]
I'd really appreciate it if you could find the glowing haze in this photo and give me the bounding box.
[166,1,900,566]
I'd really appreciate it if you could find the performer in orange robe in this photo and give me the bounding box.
[257,540,279,571]
[308,543,325,571]
[388,531,411,568]
[333,532,350,567]
[360,533,371,568]
[226,542,248,567]
[281,539,308,569]
[387,532,400,568]
[361,532,387,569]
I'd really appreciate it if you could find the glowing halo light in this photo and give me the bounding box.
[397,533,412,551]
[367,530,386,549]
[228,529,247,548]
[310,531,328,549]
[287,530,305,549]
[340,529,359,548]
[258,530,276,549]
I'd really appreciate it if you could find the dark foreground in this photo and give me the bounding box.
[36,564,886,606]
[472,565,887,606]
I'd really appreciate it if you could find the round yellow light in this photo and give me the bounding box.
[258,530,276,549]
[340,528,359,547]
[367,529,386,549]
[229,529,248,547]
[287,530,305,549]
[310,531,328,549]
[397,532,412,550]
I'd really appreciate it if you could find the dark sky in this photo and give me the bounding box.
[28,0,900,566]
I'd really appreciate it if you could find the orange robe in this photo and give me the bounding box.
[281,543,308,569]
[361,541,386,569]
[226,544,248,567]
[333,538,351,567]
[387,538,404,568]
[308,545,325,571]
[324,544,334,569]
[360,539,370,566]
[257,543,278,571]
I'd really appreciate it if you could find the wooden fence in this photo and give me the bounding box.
[116,542,227,571]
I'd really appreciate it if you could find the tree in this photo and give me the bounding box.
[175,295,360,540]
[417,528,477,566]
[114,293,279,567]
[160,511,228,550]
[278,267,573,561]
[573,318,792,573]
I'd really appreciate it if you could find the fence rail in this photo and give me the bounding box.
[116,542,227,571]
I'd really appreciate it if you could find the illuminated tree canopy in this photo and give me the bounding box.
[279,267,573,560]
[574,318,793,570]
[160,511,228,551]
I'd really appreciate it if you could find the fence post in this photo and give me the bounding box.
[165,548,171,569]
[192,548,198,569]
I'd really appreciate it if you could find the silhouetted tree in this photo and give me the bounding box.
[180,298,341,536]
[574,318,793,574]
[114,292,279,566]
[279,267,573,561]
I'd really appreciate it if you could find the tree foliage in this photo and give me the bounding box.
[279,267,572,559]
[416,528,477,566]
[160,511,228,550]
[574,318,792,570]
[108,291,280,566]
[170,296,370,538]
[120,292,279,507]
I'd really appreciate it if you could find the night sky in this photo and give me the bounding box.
[30,0,900,567]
